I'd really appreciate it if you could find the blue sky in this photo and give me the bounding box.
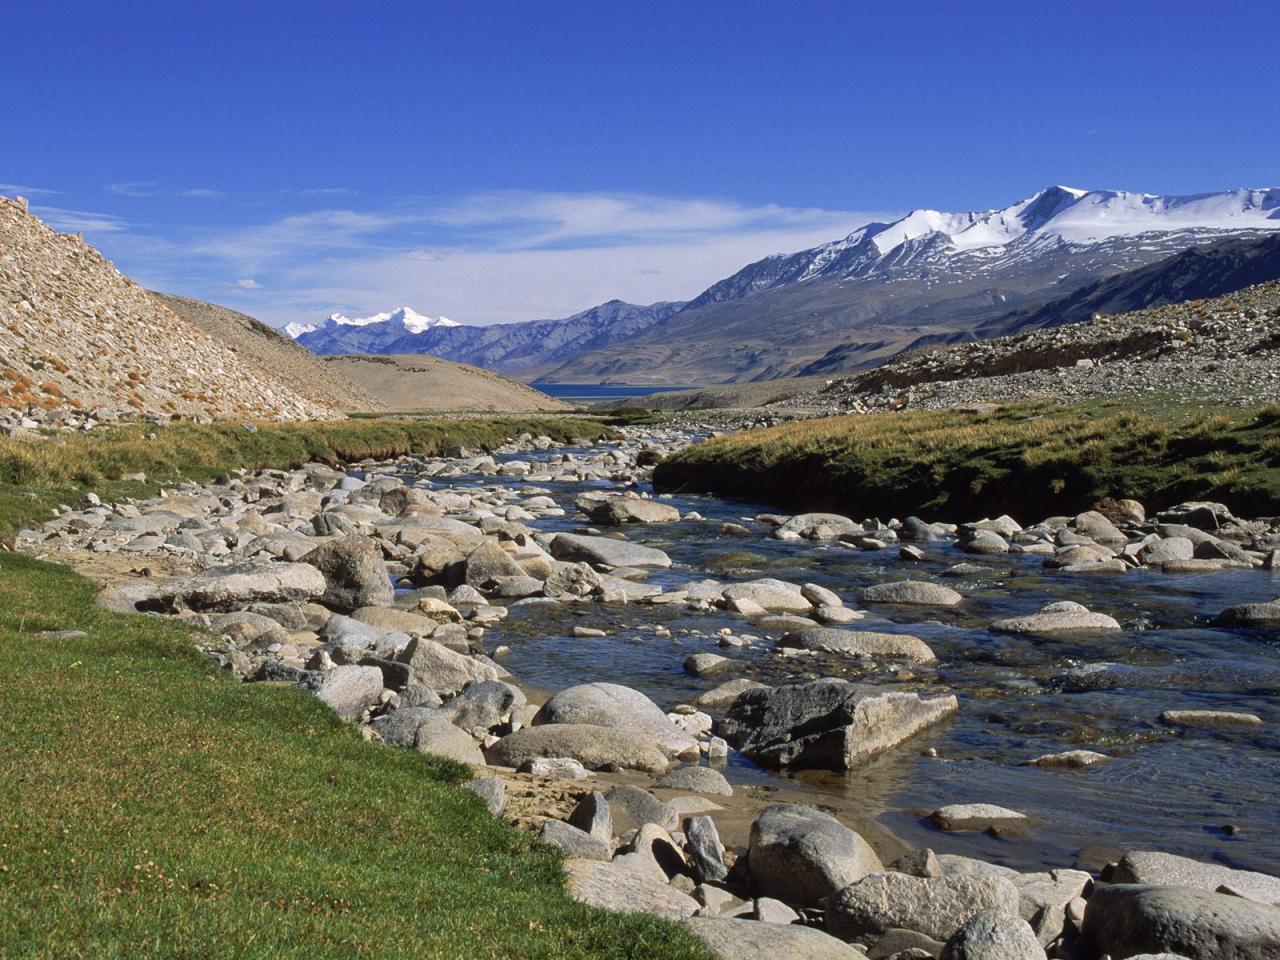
[4,1,1277,327]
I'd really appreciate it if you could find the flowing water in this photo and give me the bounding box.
[406,438,1280,876]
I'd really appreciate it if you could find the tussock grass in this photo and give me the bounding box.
[654,400,1280,521]
[0,416,711,959]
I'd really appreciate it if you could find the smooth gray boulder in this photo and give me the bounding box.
[859,580,963,606]
[748,803,884,908]
[372,708,484,765]
[1139,537,1196,565]
[775,512,861,540]
[605,785,678,832]
[578,494,680,525]
[1216,599,1280,627]
[563,858,698,919]
[462,541,526,589]
[681,917,867,959]
[314,665,383,721]
[719,679,958,771]
[154,561,326,612]
[828,872,1022,942]
[1110,852,1280,905]
[1082,884,1280,960]
[441,679,525,733]
[462,777,507,816]
[540,819,610,860]
[695,677,770,709]
[534,682,699,760]
[684,815,727,882]
[782,627,937,664]
[303,536,393,612]
[568,791,612,841]
[399,637,499,696]
[931,804,1029,833]
[485,724,671,774]
[550,532,672,568]
[655,765,733,796]
[941,912,1046,960]
[721,578,813,613]
[991,601,1120,635]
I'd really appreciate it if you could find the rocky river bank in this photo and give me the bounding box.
[17,425,1280,959]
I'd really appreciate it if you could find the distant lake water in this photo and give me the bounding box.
[531,383,696,404]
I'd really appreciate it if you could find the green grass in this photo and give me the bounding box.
[0,417,712,959]
[654,399,1280,522]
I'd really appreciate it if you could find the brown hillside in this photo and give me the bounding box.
[154,293,384,413]
[323,354,572,412]
[0,196,338,421]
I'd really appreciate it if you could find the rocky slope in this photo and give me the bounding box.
[0,196,340,423]
[322,354,572,412]
[294,299,684,379]
[543,186,1280,384]
[780,279,1280,412]
[155,293,385,413]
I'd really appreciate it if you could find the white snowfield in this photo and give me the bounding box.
[285,306,459,340]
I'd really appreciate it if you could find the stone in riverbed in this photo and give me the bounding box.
[518,756,589,779]
[577,493,680,525]
[1138,537,1196,565]
[680,917,867,960]
[1026,749,1109,769]
[1215,598,1280,627]
[563,858,698,919]
[463,777,507,816]
[534,682,699,760]
[540,819,610,860]
[684,815,727,882]
[747,802,884,908]
[685,653,734,677]
[486,724,670,774]
[550,532,672,568]
[1159,709,1262,729]
[1082,884,1280,960]
[568,790,612,841]
[781,627,937,664]
[605,785,678,832]
[154,561,326,612]
[941,912,1046,960]
[827,872,1022,942]
[655,765,733,796]
[858,580,962,607]
[774,512,861,540]
[990,601,1120,635]
[719,679,958,771]
[398,637,499,696]
[930,804,1029,833]
[462,540,525,589]
[721,578,813,613]
[302,536,393,612]
[695,677,770,709]
[802,582,843,607]
[1108,851,1280,905]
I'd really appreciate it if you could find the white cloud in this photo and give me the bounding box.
[235,278,262,289]
[108,181,159,198]
[32,206,129,233]
[180,187,226,199]
[0,182,58,196]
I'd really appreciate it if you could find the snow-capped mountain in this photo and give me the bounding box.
[285,306,457,345]
[544,185,1280,383]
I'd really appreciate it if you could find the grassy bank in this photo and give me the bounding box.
[0,417,711,959]
[654,400,1280,521]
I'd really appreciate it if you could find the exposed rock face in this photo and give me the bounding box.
[718,679,958,770]
[1082,884,1280,960]
[747,803,884,908]
[0,196,339,421]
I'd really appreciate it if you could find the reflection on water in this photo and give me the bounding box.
[406,442,1280,875]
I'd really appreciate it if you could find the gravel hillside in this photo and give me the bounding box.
[155,293,385,413]
[323,354,572,412]
[0,196,339,423]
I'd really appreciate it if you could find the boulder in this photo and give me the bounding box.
[990,601,1120,635]
[1109,852,1280,905]
[411,713,486,766]
[463,777,507,816]
[578,494,680,525]
[1073,510,1127,544]
[462,541,526,589]
[680,917,867,960]
[931,804,1029,832]
[684,815,727,882]
[719,679,958,771]
[605,785,678,832]
[534,682,699,760]
[828,872,1022,942]
[1138,537,1196,565]
[563,858,698,920]
[154,561,326,612]
[302,536,393,612]
[485,724,671,774]
[550,533,672,569]
[858,580,963,607]
[399,637,499,696]
[941,912,1046,960]
[655,765,733,796]
[1216,599,1280,627]
[721,579,813,613]
[782,627,937,664]
[540,819,610,860]
[351,606,439,637]
[568,790,612,841]
[775,513,861,540]
[314,665,383,721]
[441,680,525,733]
[1159,709,1262,729]
[1082,884,1280,960]
[748,803,884,908]
[695,678,770,709]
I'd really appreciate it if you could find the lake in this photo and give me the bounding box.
[531,383,697,404]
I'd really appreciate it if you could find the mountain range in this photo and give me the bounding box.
[287,186,1280,383]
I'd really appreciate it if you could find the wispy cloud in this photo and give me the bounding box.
[235,278,262,289]
[281,187,357,197]
[109,182,226,199]
[33,205,129,233]
[0,182,59,196]
[180,187,226,199]
[108,181,159,198]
